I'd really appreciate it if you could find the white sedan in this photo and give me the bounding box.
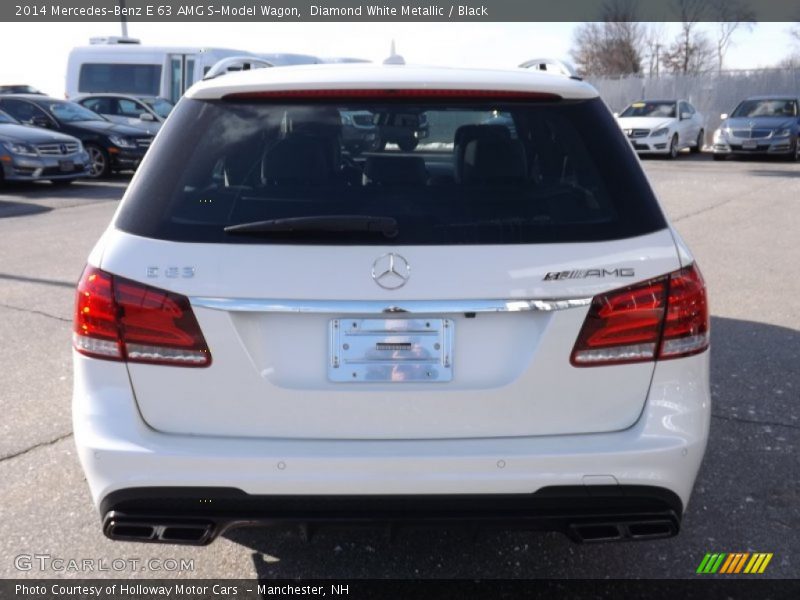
[616,100,705,158]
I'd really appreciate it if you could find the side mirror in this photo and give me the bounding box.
[139,112,156,122]
[720,113,728,120]
[613,112,620,118]
[680,112,691,120]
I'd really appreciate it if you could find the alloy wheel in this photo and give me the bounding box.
[87,146,107,178]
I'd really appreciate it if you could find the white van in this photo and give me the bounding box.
[66,39,320,103]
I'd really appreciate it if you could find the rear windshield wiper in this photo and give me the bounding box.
[224,215,399,238]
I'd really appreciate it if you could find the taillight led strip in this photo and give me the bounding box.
[571,264,709,367]
[223,89,562,102]
[73,266,212,367]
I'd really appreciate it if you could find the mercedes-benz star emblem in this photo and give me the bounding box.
[371,253,410,290]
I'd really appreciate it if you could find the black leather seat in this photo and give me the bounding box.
[261,135,333,185]
[460,137,527,185]
[453,124,511,183]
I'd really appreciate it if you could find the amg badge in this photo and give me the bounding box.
[543,268,635,281]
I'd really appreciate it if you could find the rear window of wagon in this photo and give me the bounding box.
[115,95,666,245]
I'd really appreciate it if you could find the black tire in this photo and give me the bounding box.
[50,178,76,186]
[397,137,419,152]
[374,138,388,152]
[790,139,800,162]
[85,144,111,179]
[667,134,679,159]
[691,130,704,154]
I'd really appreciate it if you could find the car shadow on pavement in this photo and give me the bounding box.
[223,316,799,579]
[0,174,131,201]
[746,169,800,178]
[0,199,52,218]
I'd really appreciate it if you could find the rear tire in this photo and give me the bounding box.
[397,137,419,152]
[791,139,800,162]
[691,130,704,154]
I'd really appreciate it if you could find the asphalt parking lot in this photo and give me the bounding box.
[0,154,798,579]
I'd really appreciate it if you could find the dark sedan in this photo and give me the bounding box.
[0,95,154,178]
[0,109,90,185]
[712,96,800,161]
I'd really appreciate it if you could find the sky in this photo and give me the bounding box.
[0,21,797,97]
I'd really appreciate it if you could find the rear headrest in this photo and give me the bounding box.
[261,136,332,184]
[453,124,512,182]
[453,124,511,148]
[363,156,428,185]
[281,107,342,137]
[461,138,527,185]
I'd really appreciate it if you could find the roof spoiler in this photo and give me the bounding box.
[204,57,275,81]
[519,58,582,81]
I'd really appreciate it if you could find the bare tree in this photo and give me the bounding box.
[569,0,646,77]
[778,23,800,67]
[663,0,716,75]
[709,0,757,71]
[643,23,667,77]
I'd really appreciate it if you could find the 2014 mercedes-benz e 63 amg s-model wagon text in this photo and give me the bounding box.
[72,59,710,545]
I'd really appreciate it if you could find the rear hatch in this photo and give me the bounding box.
[102,91,679,440]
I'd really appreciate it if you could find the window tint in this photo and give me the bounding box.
[142,97,173,118]
[0,109,17,124]
[732,99,798,118]
[81,97,113,114]
[116,97,666,245]
[118,98,144,117]
[79,64,162,96]
[620,101,676,119]
[0,99,48,123]
[47,101,104,123]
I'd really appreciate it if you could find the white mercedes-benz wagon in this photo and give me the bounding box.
[72,59,710,545]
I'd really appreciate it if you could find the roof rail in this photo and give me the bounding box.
[519,58,582,81]
[204,57,275,81]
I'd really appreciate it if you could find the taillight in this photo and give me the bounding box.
[571,264,709,367]
[74,266,211,367]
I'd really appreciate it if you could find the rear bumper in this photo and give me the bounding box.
[73,351,710,543]
[101,485,682,545]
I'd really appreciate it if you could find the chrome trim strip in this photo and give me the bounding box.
[190,297,592,314]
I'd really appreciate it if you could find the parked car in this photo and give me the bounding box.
[0,109,89,185]
[712,96,800,161]
[74,94,174,135]
[73,60,710,546]
[0,84,46,95]
[0,95,153,178]
[375,110,429,151]
[340,110,378,154]
[615,99,705,158]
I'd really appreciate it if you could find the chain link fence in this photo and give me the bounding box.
[588,69,800,139]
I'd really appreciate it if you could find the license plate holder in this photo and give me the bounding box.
[58,160,74,172]
[742,139,758,149]
[329,318,453,383]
